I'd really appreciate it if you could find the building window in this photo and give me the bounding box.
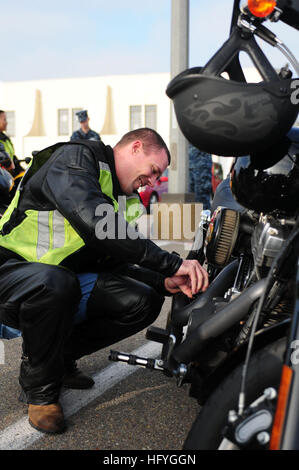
[129,105,157,131]
[130,105,142,130]
[145,105,157,130]
[6,111,16,137]
[58,109,69,135]
[72,108,83,133]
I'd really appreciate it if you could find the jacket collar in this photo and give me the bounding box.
[104,145,123,198]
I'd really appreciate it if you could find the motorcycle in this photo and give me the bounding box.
[109,0,299,450]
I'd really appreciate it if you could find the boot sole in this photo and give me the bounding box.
[28,418,67,435]
[62,382,94,389]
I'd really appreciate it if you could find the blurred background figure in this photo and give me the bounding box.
[0,110,26,195]
[70,110,101,141]
[188,143,212,211]
[0,110,16,172]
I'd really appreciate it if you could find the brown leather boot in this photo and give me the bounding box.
[28,403,66,434]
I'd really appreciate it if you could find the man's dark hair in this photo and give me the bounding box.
[0,111,4,115]
[116,128,171,165]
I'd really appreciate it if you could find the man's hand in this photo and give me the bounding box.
[164,275,191,296]
[165,260,209,298]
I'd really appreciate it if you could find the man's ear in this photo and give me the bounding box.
[132,140,142,155]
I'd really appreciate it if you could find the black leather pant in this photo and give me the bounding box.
[0,259,80,405]
[0,260,164,404]
[64,268,165,362]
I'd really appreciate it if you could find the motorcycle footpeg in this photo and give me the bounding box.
[146,326,169,344]
[109,350,164,371]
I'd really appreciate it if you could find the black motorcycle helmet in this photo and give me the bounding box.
[231,127,299,215]
[166,28,299,156]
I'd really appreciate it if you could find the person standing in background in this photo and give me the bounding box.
[188,143,212,211]
[70,110,101,142]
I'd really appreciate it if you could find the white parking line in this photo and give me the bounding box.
[0,341,162,450]
[155,241,172,247]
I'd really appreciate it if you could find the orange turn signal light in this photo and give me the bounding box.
[247,0,277,17]
[269,365,293,450]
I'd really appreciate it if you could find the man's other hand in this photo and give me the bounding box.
[165,260,209,298]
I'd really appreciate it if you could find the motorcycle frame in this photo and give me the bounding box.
[189,320,291,406]
[109,0,299,449]
[168,0,299,446]
[227,0,299,449]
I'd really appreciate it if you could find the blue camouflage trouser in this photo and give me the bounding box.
[189,159,212,210]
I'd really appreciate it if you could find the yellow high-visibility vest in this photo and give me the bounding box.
[0,147,144,265]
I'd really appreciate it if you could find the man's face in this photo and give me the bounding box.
[80,118,89,132]
[0,113,7,132]
[116,140,169,195]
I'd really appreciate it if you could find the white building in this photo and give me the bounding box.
[0,68,264,179]
[0,72,171,157]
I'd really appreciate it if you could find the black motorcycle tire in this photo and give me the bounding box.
[183,337,286,450]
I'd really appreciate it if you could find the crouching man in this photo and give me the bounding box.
[0,128,208,433]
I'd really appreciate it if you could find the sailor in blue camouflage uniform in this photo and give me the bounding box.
[188,143,212,210]
[70,110,101,142]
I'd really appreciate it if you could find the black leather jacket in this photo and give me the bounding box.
[0,141,182,283]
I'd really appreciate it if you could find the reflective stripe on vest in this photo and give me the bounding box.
[36,211,50,259]
[36,210,66,260]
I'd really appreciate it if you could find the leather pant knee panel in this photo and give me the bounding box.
[87,271,163,325]
[64,270,164,361]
